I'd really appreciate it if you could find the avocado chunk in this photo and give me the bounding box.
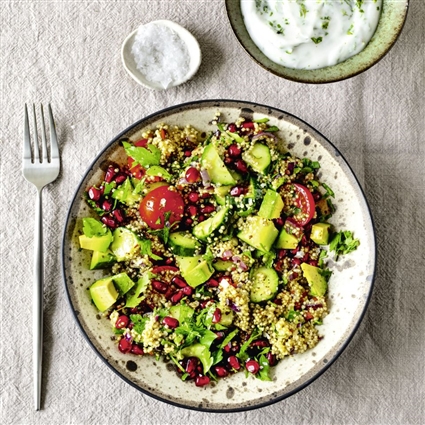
[310,223,331,245]
[192,206,229,241]
[125,274,150,308]
[79,234,112,252]
[250,267,279,303]
[237,215,279,252]
[275,228,300,249]
[89,250,116,270]
[242,143,271,174]
[110,227,140,261]
[258,189,284,219]
[301,263,328,297]
[89,277,119,312]
[213,259,233,272]
[169,304,194,323]
[201,143,236,186]
[175,255,214,287]
[112,272,135,295]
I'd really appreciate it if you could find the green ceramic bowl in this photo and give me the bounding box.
[225,0,409,83]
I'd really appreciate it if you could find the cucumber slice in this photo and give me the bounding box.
[213,259,233,271]
[110,227,141,261]
[201,143,236,186]
[250,267,279,303]
[111,177,141,207]
[242,143,271,174]
[192,206,229,241]
[168,231,201,256]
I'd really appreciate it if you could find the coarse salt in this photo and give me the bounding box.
[131,23,190,89]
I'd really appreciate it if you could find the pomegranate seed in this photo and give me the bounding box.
[102,199,113,212]
[215,331,225,340]
[134,138,148,147]
[277,249,286,259]
[112,209,124,222]
[201,205,215,214]
[184,149,192,157]
[130,344,144,355]
[116,175,128,185]
[201,191,212,199]
[251,339,269,348]
[230,186,245,196]
[241,121,255,129]
[292,258,301,266]
[212,308,222,324]
[162,316,179,329]
[104,166,116,183]
[88,186,101,201]
[223,342,232,353]
[115,315,130,329]
[151,280,168,294]
[227,123,237,133]
[171,276,187,288]
[181,286,193,296]
[313,192,321,202]
[187,205,198,217]
[200,299,213,309]
[118,337,132,354]
[266,352,277,366]
[235,160,248,173]
[228,144,242,157]
[305,312,314,321]
[214,366,228,377]
[207,278,219,287]
[185,357,199,374]
[100,216,116,228]
[183,217,193,228]
[198,215,205,222]
[275,217,284,227]
[188,192,199,203]
[185,167,201,183]
[152,265,179,274]
[195,375,210,387]
[309,260,318,267]
[245,359,260,374]
[170,291,184,305]
[224,156,233,165]
[228,356,240,370]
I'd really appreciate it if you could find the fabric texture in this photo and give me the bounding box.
[1,1,424,424]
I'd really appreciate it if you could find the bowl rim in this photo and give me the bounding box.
[225,0,410,84]
[61,99,377,412]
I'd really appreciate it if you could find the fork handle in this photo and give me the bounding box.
[33,188,44,411]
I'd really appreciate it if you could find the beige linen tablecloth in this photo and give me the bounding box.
[1,1,424,424]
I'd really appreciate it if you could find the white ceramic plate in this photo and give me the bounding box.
[62,100,376,411]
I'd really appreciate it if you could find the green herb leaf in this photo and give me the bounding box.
[122,141,161,167]
[130,314,149,334]
[329,230,360,260]
[82,217,110,237]
[140,239,162,261]
[311,37,323,44]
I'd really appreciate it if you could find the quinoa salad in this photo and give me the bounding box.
[78,114,359,387]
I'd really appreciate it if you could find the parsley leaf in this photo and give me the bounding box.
[130,314,149,334]
[139,239,162,261]
[122,141,161,167]
[82,217,110,238]
[329,230,360,260]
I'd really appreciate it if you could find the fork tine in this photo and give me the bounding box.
[32,104,40,163]
[24,104,32,161]
[48,104,59,161]
[40,105,48,163]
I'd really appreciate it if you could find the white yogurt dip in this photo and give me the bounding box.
[241,0,382,70]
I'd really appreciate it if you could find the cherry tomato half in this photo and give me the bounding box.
[139,185,184,229]
[287,183,316,226]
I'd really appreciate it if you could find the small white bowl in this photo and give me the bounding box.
[121,20,202,90]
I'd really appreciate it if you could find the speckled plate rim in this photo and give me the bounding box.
[62,99,376,412]
[225,0,409,84]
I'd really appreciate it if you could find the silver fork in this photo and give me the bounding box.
[23,104,60,410]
